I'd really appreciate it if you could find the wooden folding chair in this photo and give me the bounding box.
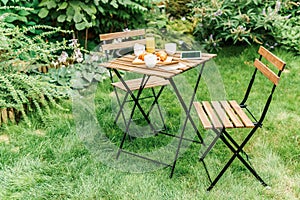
[193,46,286,191]
[100,29,169,132]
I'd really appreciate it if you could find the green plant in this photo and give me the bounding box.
[0,0,41,28]
[37,0,152,49]
[71,52,108,90]
[0,7,76,126]
[166,0,192,19]
[273,7,300,54]
[189,0,299,52]
[41,39,108,89]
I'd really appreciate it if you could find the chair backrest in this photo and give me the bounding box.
[100,29,146,52]
[241,46,286,124]
[254,46,286,85]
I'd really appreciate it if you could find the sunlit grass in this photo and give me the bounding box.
[0,45,299,199]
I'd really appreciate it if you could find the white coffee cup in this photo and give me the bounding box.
[165,43,177,55]
[144,54,157,68]
[134,43,145,56]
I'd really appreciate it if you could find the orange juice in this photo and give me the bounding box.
[146,37,155,53]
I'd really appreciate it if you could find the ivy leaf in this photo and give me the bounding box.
[38,8,49,18]
[57,14,66,23]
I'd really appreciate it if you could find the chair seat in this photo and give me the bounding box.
[111,76,169,91]
[193,100,255,129]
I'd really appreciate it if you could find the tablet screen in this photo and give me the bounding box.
[180,51,201,59]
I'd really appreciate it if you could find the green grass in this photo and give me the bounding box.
[0,45,299,199]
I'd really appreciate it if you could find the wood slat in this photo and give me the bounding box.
[112,76,169,91]
[219,101,244,128]
[193,102,212,129]
[101,39,146,51]
[228,100,254,128]
[202,101,223,129]
[258,46,286,70]
[100,29,145,41]
[101,62,175,79]
[254,59,280,85]
[211,101,233,128]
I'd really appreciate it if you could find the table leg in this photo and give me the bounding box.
[169,62,206,177]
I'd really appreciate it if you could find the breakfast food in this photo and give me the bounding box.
[155,51,168,62]
[138,52,147,61]
[137,51,168,62]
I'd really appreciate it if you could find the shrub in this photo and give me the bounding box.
[0,7,74,126]
[189,0,300,53]
[37,0,152,48]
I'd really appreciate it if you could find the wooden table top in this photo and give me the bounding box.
[101,52,216,79]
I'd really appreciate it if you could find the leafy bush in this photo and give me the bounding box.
[189,0,300,53]
[0,0,41,28]
[0,8,75,126]
[37,0,152,48]
[166,0,192,19]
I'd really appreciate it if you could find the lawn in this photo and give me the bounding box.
[0,45,299,200]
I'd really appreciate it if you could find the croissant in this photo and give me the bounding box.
[155,51,168,61]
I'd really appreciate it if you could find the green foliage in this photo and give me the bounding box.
[71,53,108,90]
[189,0,300,53]
[37,0,152,42]
[0,7,75,126]
[0,0,41,29]
[166,0,192,19]
[274,15,300,54]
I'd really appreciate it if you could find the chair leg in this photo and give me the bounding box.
[206,132,268,191]
[114,90,129,125]
[221,133,268,187]
[206,145,237,191]
[201,159,213,184]
[200,128,221,161]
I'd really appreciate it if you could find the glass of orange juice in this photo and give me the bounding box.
[146,37,155,53]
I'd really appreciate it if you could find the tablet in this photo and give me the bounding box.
[180,51,201,60]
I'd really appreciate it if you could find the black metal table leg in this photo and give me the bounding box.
[169,63,206,177]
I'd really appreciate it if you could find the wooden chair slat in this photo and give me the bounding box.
[211,101,234,128]
[202,101,223,129]
[219,101,244,128]
[229,100,254,128]
[258,46,286,70]
[193,102,213,129]
[254,59,280,85]
[102,39,146,51]
[112,76,169,91]
[100,29,145,41]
